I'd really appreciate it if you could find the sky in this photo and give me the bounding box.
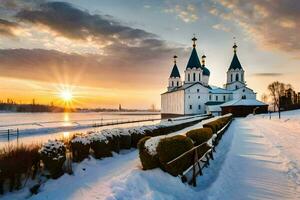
[0,0,299,109]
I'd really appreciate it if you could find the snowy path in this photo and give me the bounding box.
[199,118,300,199]
[4,112,300,200]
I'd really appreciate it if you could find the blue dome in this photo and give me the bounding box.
[203,66,210,76]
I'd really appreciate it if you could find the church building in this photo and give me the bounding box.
[161,37,268,118]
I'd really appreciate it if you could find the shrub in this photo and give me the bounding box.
[88,133,112,159]
[138,136,160,170]
[111,128,131,150]
[157,135,194,176]
[70,135,90,162]
[102,130,120,153]
[119,133,131,149]
[129,128,146,148]
[39,140,66,179]
[186,128,213,146]
[203,121,218,134]
[0,144,40,193]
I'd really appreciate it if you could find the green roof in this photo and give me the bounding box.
[186,47,202,69]
[229,52,243,70]
[203,66,210,76]
[170,63,180,78]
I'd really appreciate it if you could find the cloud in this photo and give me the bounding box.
[0,44,186,90]
[252,73,283,77]
[0,18,18,36]
[211,0,300,54]
[16,2,155,44]
[212,23,230,32]
[164,4,198,23]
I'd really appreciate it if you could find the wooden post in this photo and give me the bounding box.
[17,128,19,145]
[7,129,9,141]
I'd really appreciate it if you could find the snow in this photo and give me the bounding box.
[71,136,90,145]
[144,116,213,156]
[220,99,267,107]
[3,110,300,199]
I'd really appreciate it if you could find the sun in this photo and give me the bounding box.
[60,90,73,102]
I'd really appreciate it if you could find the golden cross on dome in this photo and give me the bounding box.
[192,34,197,47]
[173,55,177,64]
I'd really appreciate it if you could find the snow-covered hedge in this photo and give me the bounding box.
[157,135,194,176]
[39,140,66,179]
[70,135,90,162]
[138,114,233,176]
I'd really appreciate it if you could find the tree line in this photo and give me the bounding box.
[262,81,300,112]
[0,99,64,112]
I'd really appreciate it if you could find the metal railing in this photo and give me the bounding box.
[0,128,19,142]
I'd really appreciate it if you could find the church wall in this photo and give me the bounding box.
[209,93,232,102]
[184,68,202,83]
[226,81,245,90]
[233,87,256,100]
[161,90,184,115]
[202,75,209,86]
[184,84,209,115]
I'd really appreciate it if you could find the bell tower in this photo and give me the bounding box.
[168,55,182,91]
[226,42,245,90]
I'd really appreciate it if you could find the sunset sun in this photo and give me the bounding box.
[60,90,73,102]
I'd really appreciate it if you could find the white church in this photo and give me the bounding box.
[161,37,267,118]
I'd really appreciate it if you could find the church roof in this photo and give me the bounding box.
[209,86,232,94]
[220,99,267,107]
[229,53,243,70]
[161,82,211,95]
[186,47,202,69]
[170,63,180,78]
[229,43,243,70]
[203,66,210,76]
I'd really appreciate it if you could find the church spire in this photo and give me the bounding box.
[170,55,180,78]
[186,35,202,69]
[229,41,242,70]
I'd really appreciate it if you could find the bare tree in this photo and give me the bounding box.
[150,104,156,112]
[261,93,268,103]
[268,81,285,112]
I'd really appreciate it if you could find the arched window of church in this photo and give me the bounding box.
[198,105,201,110]
[223,95,226,101]
[176,81,179,86]
[236,74,239,81]
[188,74,190,82]
[216,96,218,101]
[193,73,196,81]
[236,85,238,89]
[172,81,174,87]
[231,74,233,82]
[199,73,201,81]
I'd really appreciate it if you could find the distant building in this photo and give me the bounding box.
[161,37,268,118]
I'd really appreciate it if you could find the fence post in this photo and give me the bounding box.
[17,128,19,145]
[7,129,10,141]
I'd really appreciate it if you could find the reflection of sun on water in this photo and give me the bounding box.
[63,112,71,126]
[63,132,70,139]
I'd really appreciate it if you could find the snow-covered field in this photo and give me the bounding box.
[3,110,300,200]
[0,112,161,147]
